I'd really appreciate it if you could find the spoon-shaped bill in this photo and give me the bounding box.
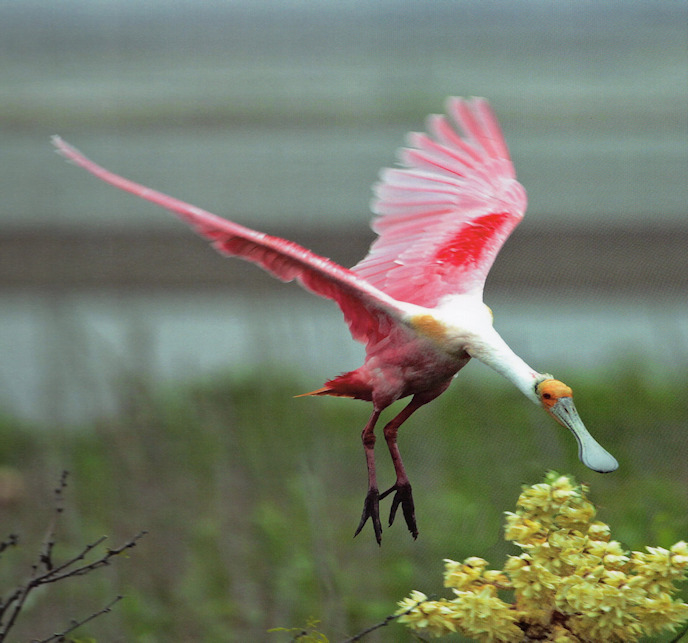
[550,397,618,473]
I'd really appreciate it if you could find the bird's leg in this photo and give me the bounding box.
[354,409,383,544]
[378,396,427,540]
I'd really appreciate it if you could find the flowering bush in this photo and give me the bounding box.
[396,472,688,642]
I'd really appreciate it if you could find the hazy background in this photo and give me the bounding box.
[0,2,687,641]
[1,0,687,424]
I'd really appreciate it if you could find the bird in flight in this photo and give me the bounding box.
[53,97,618,544]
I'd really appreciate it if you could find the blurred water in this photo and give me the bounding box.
[2,290,687,425]
[1,1,687,425]
[7,127,688,230]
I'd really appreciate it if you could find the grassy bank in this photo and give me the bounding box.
[0,368,686,641]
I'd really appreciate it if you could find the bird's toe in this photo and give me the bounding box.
[381,482,418,539]
[354,488,383,545]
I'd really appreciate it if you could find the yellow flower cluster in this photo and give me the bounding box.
[396,472,688,642]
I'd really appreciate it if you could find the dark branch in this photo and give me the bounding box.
[0,535,19,558]
[339,597,429,642]
[0,472,145,642]
[39,470,69,573]
[36,532,147,585]
[34,595,124,643]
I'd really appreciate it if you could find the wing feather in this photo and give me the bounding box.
[352,97,527,307]
[52,137,407,349]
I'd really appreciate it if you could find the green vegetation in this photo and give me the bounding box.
[0,368,685,641]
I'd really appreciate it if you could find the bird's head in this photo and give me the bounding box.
[536,378,618,473]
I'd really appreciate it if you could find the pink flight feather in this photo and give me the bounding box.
[51,136,407,349]
[52,97,525,345]
[352,97,527,306]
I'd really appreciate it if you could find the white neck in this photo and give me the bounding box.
[466,326,543,404]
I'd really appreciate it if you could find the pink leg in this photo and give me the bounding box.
[354,409,383,544]
[378,396,427,539]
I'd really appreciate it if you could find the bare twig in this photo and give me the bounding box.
[33,531,146,586]
[33,595,124,643]
[0,588,21,625]
[0,535,19,558]
[1,471,73,637]
[0,471,146,642]
[340,598,429,642]
[39,470,69,573]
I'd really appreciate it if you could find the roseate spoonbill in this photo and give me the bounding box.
[52,97,618,544]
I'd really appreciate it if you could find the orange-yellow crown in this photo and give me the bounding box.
[536,378,573,410]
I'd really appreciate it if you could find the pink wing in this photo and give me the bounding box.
[52,137,407,349]
[352,97,527,307]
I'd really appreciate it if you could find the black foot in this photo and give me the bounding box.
[380,481,418,539]
[354,487,382,545]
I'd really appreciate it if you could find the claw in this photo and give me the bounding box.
[380,481,418,539]
[354,487,382,545]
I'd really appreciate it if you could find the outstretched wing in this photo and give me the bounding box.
[52,137,407,349]
[352,97,527,307]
